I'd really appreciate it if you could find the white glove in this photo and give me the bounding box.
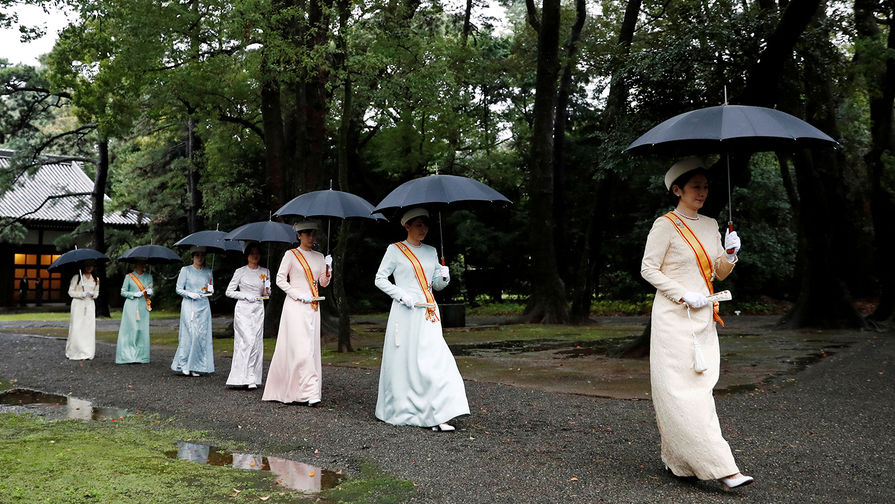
[298,294,313,303]
[399,294,414,309]
[263,278,271,290]
[724,229,741,261]
[439,265,450,282]
[144,287,154,296]
[244,295,257,303]
[81,291,89,299]
[682,292,708,309]
[187,292,201,300]
[133,290,144,298]
[324,255,333,270]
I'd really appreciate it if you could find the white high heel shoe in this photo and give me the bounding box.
[720,474,754,489]
[431,423,455,432]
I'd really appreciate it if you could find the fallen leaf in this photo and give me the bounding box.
[259,497,270,501]
[232,489,241,494]
[249,460,257,467]
[570,477,579,482]
[309,472,315,477]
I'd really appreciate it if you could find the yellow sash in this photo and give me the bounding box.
[291,248,320,311]
[662,212,724,326]
[129,272,152,312]
[394,242,439,322]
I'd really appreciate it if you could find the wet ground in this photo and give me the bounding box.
[1,315,893,503]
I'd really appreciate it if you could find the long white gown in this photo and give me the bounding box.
[373,241,469,427]
[66,273,99,360]
[263,248,331,403]
[640,212,739,480]
[225,265,269,386]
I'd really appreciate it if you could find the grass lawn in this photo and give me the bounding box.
[0,412,415,504]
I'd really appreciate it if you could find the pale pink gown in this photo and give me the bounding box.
[262,247,330,403]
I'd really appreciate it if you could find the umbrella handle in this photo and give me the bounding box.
[726,222,736,255]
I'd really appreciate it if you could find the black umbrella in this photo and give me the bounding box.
[47,247,109,272]
[223,221,297,245]
[625,105,837,156]
[118,245,182,264]
[626,103,838,250]
[274,187,386,254]
[372,174,512,264]
[174,230,244,253]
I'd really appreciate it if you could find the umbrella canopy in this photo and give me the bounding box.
[224,221,297,245]
[174,230,244,253]
[625,105,837,156]
[274,189,387,220]
[371,174,511,215]
[118,245,182,264]
[47,248,109,272]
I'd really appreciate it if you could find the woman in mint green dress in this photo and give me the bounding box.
[116,260,153,364]
[171,247,215,376]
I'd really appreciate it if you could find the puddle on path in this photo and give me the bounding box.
[165,441,345,493]
[0,388,127,420]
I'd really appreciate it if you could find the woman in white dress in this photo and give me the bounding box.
[66,261,99,360]
[225,242,270,389]
[374,207,469,431]
[640,157,752,489]
[262,221,332,405]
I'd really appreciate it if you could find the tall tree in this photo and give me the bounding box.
[522,0,569,324]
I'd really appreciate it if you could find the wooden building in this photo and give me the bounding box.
[0,150,148,306]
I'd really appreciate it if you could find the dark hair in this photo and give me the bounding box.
[244,243,261,257]
[668,168,710,202]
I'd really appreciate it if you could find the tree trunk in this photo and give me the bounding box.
[781,4,865,328]
[186,117,203,233]
[523,0,569,324]
[93,137,111,318]
[856,0,895,322]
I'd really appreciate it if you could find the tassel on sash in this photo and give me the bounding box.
[129,273,152,318]
[662,212,724,327]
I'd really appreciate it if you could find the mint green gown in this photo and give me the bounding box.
[116,271,153,364]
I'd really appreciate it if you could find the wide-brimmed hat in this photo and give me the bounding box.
[664,157,706,190]
[400,207,430,227]
[293,220,319,233]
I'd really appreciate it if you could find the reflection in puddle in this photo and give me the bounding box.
[0,388,127,420]
[450,337,636,359]
[165,441,345,492]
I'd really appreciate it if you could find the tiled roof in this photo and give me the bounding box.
[0,150,148,226]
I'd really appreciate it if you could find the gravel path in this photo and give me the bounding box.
[1,324,892,503]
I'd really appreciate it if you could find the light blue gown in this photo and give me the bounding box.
[116,271,153,364]
[171,265,215,374]
[373,241,469,426]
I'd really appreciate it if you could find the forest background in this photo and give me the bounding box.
[1,0,893,351]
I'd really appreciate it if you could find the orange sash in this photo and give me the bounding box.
[394,242,439,322]
[291,249,320,311]
[663,212,724,326]
[129,272,152,312]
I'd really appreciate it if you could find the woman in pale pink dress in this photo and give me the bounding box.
[262,221,332,405]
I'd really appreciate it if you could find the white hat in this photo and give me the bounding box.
[400,207,429,226]
[664,157,706,190]
[293,221,319,232]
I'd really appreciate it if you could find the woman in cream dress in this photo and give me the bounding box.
[225,242,270,388]
[263,221,332,405]
[66,262,99,360]
[640,158,752,489]
[374,207,469,431]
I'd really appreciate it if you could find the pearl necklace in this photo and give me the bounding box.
[673,210,699,221]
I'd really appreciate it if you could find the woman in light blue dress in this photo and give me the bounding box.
[373,207,469,431]
[171,247,215,376]
[116,260,153,364]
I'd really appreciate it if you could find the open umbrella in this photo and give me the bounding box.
[223,221,297,245]
[174,230,244,253]
[274,186,386,254]
[47,247,109,272]
[118,244,181,264]
[625,103,838,250]
[372,174,511,264]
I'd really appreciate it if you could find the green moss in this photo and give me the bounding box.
[321,459,416,504]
